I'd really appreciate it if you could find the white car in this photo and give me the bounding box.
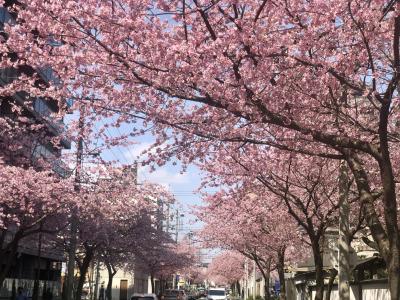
[130,293,158,300]
[207,288,226,300]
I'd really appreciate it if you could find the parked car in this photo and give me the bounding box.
[186,291,197,300]
[207,288,226,300]
[164,290,187,300]
[197,288,206,298]
[130,293,158,300]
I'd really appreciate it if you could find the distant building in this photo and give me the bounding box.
[89,168,170,300]
[0,2,71,172]
[94,266,151,300]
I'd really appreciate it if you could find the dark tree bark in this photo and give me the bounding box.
[312,241,324,300]
[277,248,286,300]
[75,246,95,300]
[236,281,240,297]
[105,262,117,300]
[0,233,21,288]
[10,279,16,300]
[346,152,400,300]
[325,269,337,300]
[254,258,271,300]
[150,273,155,293]
[256,164,335,300]
[263,273,270,300]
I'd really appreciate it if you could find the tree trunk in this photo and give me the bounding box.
[378,81,400,300]
[32,276,39,300]
[164,278,169,292]
[150,274,155,294]
[263,273,270,300]
[106,262,117,300]
[252,257,270,300]
[346,153,400,299]
[0,254,14,289]
[62,280,68,300]
[277,248,286,300]
[0,235,20,288]
[338,161,350,300]
[388,250,400,300]
[325,269,337,300]
[159,277,164,294]
[93,263,100,300]
[312,242,324,300]
[75,247,95,300]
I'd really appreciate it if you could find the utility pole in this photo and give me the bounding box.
[133,161,138,186]
[166,203,170,235]
[244,258,248,300]
[252,260,256,298]
[188,232,193,288]
[338,161,350,300]
[65,107,85,300]
[175,209,179,243]
[173,209,179,289]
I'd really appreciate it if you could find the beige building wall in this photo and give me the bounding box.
[94,265,152,300]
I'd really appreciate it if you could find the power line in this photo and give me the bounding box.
[115,126,138,164]
[103,124,130,164]
[91,122,122,164]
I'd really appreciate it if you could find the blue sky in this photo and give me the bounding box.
[97,124,221,262]
[99,125,206,237]
[64,108,206,236]
[64,109,217,262]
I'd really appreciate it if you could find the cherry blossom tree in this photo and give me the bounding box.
[3,0,400,298]
[206,251,245,290]
[199,149,370,300]
[130,230,195,293]
[187,266,207,286]
[0,165,73,287]
[54,166,174,300]
[99,204,173,300]
[0,114,50,167]
[198,182,306,300]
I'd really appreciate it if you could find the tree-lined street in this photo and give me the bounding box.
[1,0,400,299]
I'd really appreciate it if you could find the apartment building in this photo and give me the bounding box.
[0,2,70,299]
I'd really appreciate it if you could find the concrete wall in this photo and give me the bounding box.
[312,285,358,300]
[0,278,61,300]
[361,282,390,300]
[97,266,151,300]
[306,281,390,300]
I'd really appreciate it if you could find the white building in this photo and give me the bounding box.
[88,263,154,300]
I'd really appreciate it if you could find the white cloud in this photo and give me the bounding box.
[122,142,154,163]
[120,142,195,191]
[122,142,190,187]
[138,165,190,188]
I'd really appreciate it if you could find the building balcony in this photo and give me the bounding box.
[0,6,71,149]
[32,143,71,178]
[36,66,73,110]
[51,158,71,178]
[37,66,62,86]
[0,6,15,28]
[0,68,71,149]
[32,97,71,149]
